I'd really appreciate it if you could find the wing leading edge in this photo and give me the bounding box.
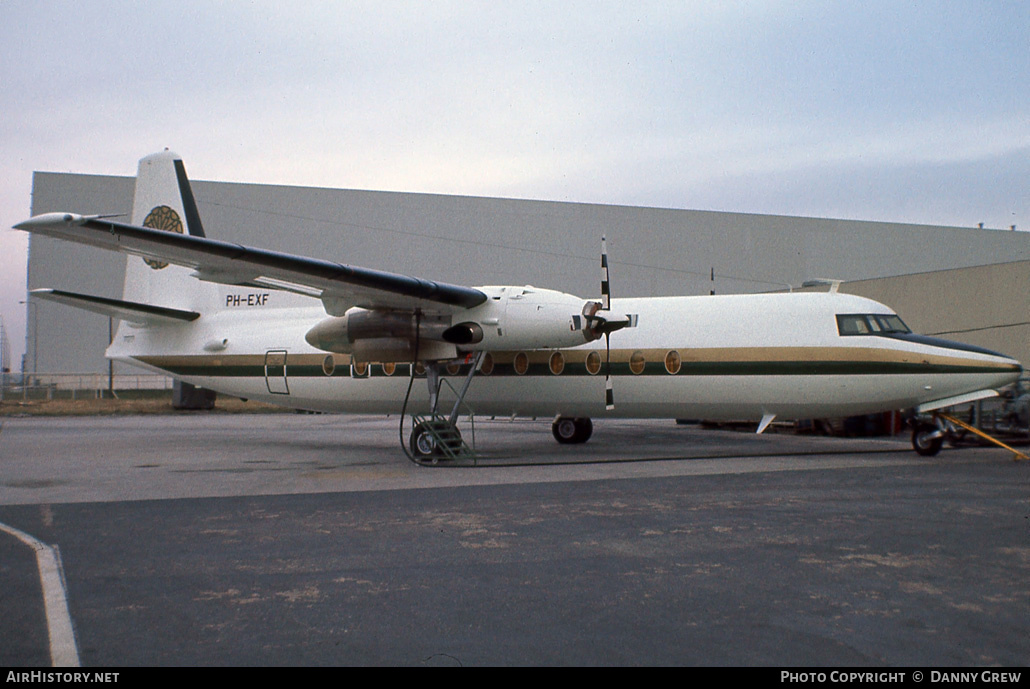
[14,213,488,314]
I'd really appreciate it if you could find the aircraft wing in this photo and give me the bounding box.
[15,213,487,313]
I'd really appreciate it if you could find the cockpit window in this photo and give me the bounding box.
[837,314,911,336]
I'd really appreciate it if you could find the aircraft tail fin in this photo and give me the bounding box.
[121,150,212,310]
[131,149,206,236]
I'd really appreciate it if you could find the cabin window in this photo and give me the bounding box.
[480,352,494,375]
[630,351,646,375]
[665,350,681,375]
[514,352,529,375]
[837,314,911,336]
[351,360,369,378]
[549,351,565,375]
[381,362,396,376]
[322,354,335,377]
[446,362,461,376]
[585,351,602,375]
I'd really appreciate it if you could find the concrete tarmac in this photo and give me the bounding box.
[0,414,1027,666]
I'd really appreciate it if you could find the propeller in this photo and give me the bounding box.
[601,237,615,410]
[582,236,640,411]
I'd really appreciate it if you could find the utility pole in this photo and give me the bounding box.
[108,316,114,396]
[18,298,38,383]
[0,314,9,403]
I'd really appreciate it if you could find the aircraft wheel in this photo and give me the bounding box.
[410,420,461,460]
[552,417,592,444]
[912,423,944,457]
[411,423,437,458]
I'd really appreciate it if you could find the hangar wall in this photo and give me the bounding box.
[24,169,1030,375]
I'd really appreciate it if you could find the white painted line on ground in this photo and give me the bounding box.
[0,521,80,667]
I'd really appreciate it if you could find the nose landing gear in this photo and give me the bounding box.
[911,412,1029,460]
[911,421,945,457]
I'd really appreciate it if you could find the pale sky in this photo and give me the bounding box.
[1,1,1027,370]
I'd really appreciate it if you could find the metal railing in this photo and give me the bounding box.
[0,373,174,402]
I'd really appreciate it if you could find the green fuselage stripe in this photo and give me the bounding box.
[139,358,1015,379]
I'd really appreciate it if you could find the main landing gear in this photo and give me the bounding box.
[552,416,593,444]
[405,353,483,463]
[401,357,597,461]
[410,418,465,459]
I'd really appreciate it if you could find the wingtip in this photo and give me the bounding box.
[13,213,83,231]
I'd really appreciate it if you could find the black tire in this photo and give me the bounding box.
[552,417,592,444]
[912,423,944,457]
[410,420,461,459]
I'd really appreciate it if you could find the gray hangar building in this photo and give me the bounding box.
[22,168,1030,377]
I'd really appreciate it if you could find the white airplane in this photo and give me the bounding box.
[15,151,1023,460]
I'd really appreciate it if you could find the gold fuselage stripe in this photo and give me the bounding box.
[136,346,1019,379]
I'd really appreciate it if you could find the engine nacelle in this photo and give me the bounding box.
[349,337,456,364]
[305,310,450,355]
[459,286,596,351]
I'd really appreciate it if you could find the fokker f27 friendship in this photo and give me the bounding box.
[15,151,1023,460]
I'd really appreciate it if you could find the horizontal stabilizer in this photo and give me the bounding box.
[30,288,200,325]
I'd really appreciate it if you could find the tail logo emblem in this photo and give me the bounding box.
[142,205,184,269]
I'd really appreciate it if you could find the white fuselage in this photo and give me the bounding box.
[106,290,1023,422]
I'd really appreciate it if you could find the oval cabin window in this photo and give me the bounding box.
[585,351,602,375]
[480,352,494,375]
[514,352,529,375]
[322,354,335,377]
[629,351,646,375]
[664,350,681,375]
[549,351,565,375]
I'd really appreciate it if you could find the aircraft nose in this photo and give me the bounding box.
[980,351,1022,389]
[985,347,1023,377]
[892,332,1023,393]
[977,349,1021,384]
